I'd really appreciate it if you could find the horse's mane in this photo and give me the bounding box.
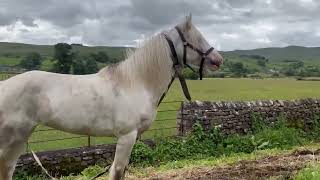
[98,33,173,89]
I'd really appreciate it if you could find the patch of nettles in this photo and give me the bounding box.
[130,113,320,167]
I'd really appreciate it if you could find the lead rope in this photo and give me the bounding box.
[31,150,58,180]
[32,148,110,180]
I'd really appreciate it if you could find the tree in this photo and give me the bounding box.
[291,61,304,69]
[53,43,73,74]
[90,51,110,63]
[86,57,98,73]
[72,58,87,75]
[230,62,247,77]
[20,52,42,70]
[183,68,199,80]
[283,68,296,76]
[257,59,266,67]
[72,55,98,75]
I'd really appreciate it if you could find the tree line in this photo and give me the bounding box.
[19,43,118,74]
[19,47,320,78]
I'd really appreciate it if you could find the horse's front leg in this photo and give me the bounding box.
[109,130,137,180]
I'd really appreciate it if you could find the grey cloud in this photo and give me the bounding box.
[279,31,320,47]
[130,0,214,26]
[0,0,95,27]
[0,0,319,50]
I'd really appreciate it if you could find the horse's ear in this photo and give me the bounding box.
[184,13,192,30]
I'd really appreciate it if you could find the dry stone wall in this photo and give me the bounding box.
[16,144,116,176]
[177,98,320,136]
[16,140,154,176]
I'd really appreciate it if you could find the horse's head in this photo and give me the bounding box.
[167,14,223,78]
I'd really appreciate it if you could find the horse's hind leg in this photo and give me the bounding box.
[0,142,26,180]
[109,130,138,180]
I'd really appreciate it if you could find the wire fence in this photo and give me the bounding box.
[26,100,183,152]
[0,73,183,153]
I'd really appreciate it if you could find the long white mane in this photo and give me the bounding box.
[98,33,174,91]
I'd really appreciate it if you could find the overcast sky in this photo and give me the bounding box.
[0,0,319,51]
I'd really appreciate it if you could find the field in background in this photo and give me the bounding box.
[23,78,320,152]
[1,42,320,79]
[0,42,126,60]
[0,73,17,80]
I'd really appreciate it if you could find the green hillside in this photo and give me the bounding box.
[1,42,319,62]
[0,42,126,60]
[0,42,319,77]
[227,46,320,62]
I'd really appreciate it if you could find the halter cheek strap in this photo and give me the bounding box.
[157,27,214,106]
[157,34,191,106]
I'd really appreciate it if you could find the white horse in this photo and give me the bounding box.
[0,15,223,180]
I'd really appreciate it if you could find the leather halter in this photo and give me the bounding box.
[175,27,215,80]
[157,26,215,106]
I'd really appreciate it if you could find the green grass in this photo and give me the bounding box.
[130,142,320,178]
[53,142,320,180]
[40,59,54,71]
[164,78,320,101]
[295,163,320,180]
[25,78,320,152]
[0,56,21,66]
[0,73,17,80]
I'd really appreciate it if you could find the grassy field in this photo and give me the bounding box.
[23,78,320,152]
[0,56,21,66]
[0,73,17,80]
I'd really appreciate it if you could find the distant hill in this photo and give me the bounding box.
[1,42,319,62]
[226,46,320,61]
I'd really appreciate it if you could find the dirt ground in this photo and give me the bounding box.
[130,149,320,180]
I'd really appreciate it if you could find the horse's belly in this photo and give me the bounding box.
[39,90,117,136]
[44,120,115,136]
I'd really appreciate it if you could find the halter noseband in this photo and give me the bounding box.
[157,26,215,106]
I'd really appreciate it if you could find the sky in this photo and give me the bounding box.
[0,0,319,51]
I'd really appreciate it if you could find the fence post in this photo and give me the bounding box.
[26,141,29,153]
[87,135,91,147]
[180,101,184,136]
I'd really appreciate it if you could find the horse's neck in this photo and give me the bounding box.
[100,36,174,106]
